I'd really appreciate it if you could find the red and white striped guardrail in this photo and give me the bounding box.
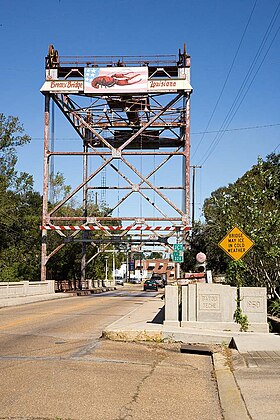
[40,225,191,231]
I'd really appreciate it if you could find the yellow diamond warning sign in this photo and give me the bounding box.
[218,226,254,261]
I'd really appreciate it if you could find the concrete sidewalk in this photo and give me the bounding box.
[103,295,280,420]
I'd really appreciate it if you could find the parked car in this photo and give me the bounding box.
[130,278,142,284]
[115,276,124,286]
[143,279,158,291]
[151,274,165,288]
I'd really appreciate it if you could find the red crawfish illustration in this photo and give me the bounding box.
[91,72,141,89]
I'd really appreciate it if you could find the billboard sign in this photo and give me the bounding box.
[84,67,148,94]
[41,70,192,94]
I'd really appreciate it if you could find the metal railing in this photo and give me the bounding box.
[58,54,178,67]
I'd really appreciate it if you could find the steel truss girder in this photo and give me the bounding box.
[41,86,191,280]
[50,91,189,216]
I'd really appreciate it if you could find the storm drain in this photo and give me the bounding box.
[180,344,212,356]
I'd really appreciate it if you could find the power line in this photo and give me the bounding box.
[197,2,280,165]
[192,0,258,159]
[191,165,202,227]
[192,122,280,135]
[29,122,280,142]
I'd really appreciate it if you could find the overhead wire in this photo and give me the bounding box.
[192,0,258,159]
[197,1,280,166]
[273,143,280,152]
[217,23,280,133]
[29,122,280,143]
[191,122,280,135]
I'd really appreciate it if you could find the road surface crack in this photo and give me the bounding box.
[115,352,166,420]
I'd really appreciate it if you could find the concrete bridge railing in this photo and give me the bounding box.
[0,281,55,298]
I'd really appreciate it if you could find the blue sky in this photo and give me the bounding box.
[0,0,279,220]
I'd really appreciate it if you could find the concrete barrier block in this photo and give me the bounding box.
[163,285,180,327]
[181,285,188,323]
[196,284,235,322]
[240,287,267,324]
[188,284,197,321]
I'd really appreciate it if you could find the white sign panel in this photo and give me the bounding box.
[40,80,84,93]
[41,72,192,94]
[84,67,148,94]
[148,78,192,92]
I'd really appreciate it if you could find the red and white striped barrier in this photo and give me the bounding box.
[40,225,191,232]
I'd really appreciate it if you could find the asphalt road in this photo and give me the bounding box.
[0,287,223,420]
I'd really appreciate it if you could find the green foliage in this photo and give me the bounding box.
[0,114,41,281]
[0,113,31,188]
[181,223,206,272]
[49,171,71,205]
[234,306,249,332]
[226,260,246,287]
[0,187,42,281]
[201,153,280,297]
[233,287,249,332]
[46,192,125,281]
[268,299,280,318]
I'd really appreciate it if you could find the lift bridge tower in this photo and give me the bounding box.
[40,44,192,282]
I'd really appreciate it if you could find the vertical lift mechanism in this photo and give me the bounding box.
[40,44,192,282]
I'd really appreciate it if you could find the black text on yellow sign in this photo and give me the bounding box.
[218,226,254,261]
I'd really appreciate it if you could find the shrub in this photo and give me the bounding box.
[269,299,280,318]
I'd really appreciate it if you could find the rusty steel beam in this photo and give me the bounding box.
[48,151,185,156]
[183,94,191,223]
[41,94,50,281]
[49,216,183,221]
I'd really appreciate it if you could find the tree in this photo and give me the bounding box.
[202,153,280,297]
[181,221,207,272]
[0,113,126,283]
[0,113,31,188]
[0,114,42,281]
[0,189,42,281]
[46,190,126,282]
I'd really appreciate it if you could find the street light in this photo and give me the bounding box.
[105,256,109,286]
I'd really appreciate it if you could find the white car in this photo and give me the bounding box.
[130,278,142,284]
[115,277,124,286]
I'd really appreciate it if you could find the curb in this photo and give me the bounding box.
[212,352,250,420]
[102,329,164,342]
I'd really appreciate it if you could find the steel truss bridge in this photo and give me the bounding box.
[40,44,192,282]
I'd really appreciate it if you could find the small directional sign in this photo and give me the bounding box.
[173,243,184,251]
[172,251,184,263]
[219,226,254,261]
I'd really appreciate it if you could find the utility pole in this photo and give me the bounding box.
[191,166,202,228]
